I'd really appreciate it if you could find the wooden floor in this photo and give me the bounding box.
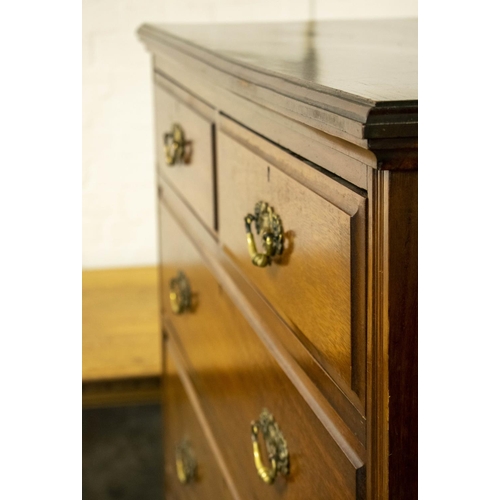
[82,266,162,406]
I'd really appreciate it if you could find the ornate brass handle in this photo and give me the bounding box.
[250,409,289,485]
[163,123,187,165]
[169,271,191,314]
[175,439,197,484]
[244,201,284,268]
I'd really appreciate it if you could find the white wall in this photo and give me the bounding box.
[83,0,168,269]
[82,0,417,269]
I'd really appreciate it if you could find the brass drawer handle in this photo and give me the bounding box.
[244,201,284,267]
[169,271,191,314]
[250,409,289,485]
[176,439,197,484]
[163,123,188,165]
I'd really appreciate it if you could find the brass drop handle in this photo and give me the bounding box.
[251,424,277,484]
[163,123,187,165]
[169,271,191,314]
[250,409,289,485]
[244,201,284,268]
[175,439,197,484]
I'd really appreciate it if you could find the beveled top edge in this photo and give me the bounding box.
[138,19,417,147]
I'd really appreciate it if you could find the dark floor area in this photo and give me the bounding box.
[83,404,163,500]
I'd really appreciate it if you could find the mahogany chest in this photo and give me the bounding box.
[138,19,417,500]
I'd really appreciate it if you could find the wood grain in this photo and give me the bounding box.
[147,20,417,102]
[138,19,417,148]
[218,124,367,402]
[82,266,161,382]
[158,177,367,446]
[365,169,417,500]
[159,206,366,499]
[385,171,418,500]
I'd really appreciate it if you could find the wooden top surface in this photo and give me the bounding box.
[82,266,161,382]
[138,19,417,144]
[144,19,417,104]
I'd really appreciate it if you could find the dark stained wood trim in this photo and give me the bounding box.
[366,169,417,499]
[385,171,418,500]
[366,104,418,140]
[368,138,418,171]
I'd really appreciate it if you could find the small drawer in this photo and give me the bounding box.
[154,80,216,231]
[164,348,235,499]
[159,204,365,500]
[217,119,367,405]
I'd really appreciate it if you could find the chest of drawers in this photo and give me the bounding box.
[139,19,417,500]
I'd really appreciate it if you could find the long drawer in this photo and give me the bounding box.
[217,117,367,406]
[159,203,366,500]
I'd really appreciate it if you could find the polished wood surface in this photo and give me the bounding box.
[164,349,235,499]
[382,171,418,500]
[218,122,366,403]
[160,205,365,499]
[159,175,367,448]
[364,169,418,499]
[148,20,416,103]
[138,20,417,148]
[82,266,161,381]
[154,83,216,232]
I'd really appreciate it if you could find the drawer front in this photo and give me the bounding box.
[154,82,215,231]
[217,122,367,404]
[159,204,365,500]
[164,348,234,500]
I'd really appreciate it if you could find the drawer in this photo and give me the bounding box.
[154,80,216,231]
[217,119,367,404]
[159,204,365,500]
[164,348,235,499]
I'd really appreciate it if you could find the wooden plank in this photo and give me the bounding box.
[82,266,161,382]
[82,377,161,408]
